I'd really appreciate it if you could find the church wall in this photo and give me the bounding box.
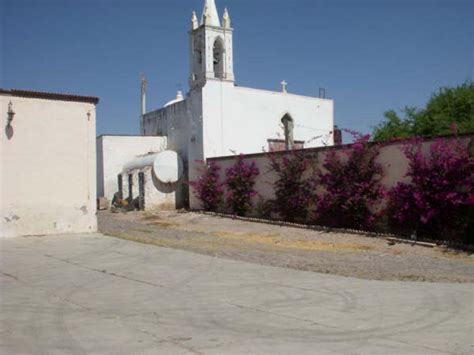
[201,81,334,158]
[96,135,167,205]
[1,94,97,238]
[143,101,192,159]
[144,91,205,209]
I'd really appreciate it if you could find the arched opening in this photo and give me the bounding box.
[213,38,225,79]
[281,113,294,150]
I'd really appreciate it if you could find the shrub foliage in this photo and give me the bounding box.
[268,151,315,222]
[225,155,260,216]
[388,137,474,242]
[189,161,223,211]
[314,132,385,230]
[191,132,474,243]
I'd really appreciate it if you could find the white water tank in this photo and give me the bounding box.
[153,150,184,184]
[123,150,183,184]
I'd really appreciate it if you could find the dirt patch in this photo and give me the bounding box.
[98,211,474,283]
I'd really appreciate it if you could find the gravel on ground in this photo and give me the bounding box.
[98,210,474,283]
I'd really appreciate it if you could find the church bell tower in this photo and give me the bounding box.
[189,0,235,89]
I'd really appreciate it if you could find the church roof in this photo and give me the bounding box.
[201,0,221,27]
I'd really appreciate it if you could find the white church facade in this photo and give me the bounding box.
[97,0,335,210]
[142,0,335,160]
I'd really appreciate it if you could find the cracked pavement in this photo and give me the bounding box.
[1,233,473,354]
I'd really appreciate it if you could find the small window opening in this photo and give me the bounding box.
[281,114,294,150]
[128,174,133,201]
[138,172,145,211]
[117,174,123,200]
[213,38,225,79]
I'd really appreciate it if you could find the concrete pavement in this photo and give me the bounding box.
[1,233,473,354]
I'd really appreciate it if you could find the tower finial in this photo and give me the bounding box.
[191,11,199,30]
[201,0,220,27]
[222,8,231,28]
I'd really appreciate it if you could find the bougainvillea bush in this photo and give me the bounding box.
[314,132,385,230]
[388,137,474,243]
[189,161,223,211]
[268,151,315,222]
[225,155,260,216]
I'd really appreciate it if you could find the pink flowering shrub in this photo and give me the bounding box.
[189,161,223,211]
[388,137,474,243]
[314,131,385,230]
[269,151,315,222]
[225,155,260,216]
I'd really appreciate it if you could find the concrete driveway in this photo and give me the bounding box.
[1,234,473,355]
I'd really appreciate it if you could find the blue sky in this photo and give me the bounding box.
[1,0,473,139]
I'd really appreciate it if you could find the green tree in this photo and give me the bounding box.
[373,81,474,141]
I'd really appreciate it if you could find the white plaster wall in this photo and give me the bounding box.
[143,101,193,160]
[143,93,204,209]
[96,135,167,203]
[143,167,176,210]
[122,172,129,202]
[131,171,139,203]
[118,167,178,210]
[0,95,97,238]
[202,81,334,158]
[189,25,234,89]
[144,83,334,209]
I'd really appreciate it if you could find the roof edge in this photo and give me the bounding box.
[0,89,99,105]
[97,134,167,139]
[209,132,474,161]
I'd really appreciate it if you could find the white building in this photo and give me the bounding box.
[1,89,98,238]
[96,135,184,210]
[142,0,335,208]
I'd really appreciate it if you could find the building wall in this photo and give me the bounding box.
[199,134,474,212]
[143,91,204,209]
[119,167,177,211]
[189,24,235,89]
[1,95,97,237]
[202,81,335,158]
[144,82,334,209]
[96,135,167,203]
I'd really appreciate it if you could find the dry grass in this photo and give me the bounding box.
[142,213,180,228]
[210,231,375,252]
[146,221,177,228]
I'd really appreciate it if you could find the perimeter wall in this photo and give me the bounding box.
[198,134,474,213]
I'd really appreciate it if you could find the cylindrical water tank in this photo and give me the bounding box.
[123,153,159,172]
[123,150,183,184]
[153,150,183,184]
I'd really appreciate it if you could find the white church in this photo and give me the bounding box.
[97,0,335,210]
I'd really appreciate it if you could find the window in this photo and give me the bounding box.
[117,174,123,200]
[281,114,294,150]
[138,172,145,211]
[213,38,225,79]
[128,174,133,201]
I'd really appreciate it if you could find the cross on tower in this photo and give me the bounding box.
[281,80,288,93]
